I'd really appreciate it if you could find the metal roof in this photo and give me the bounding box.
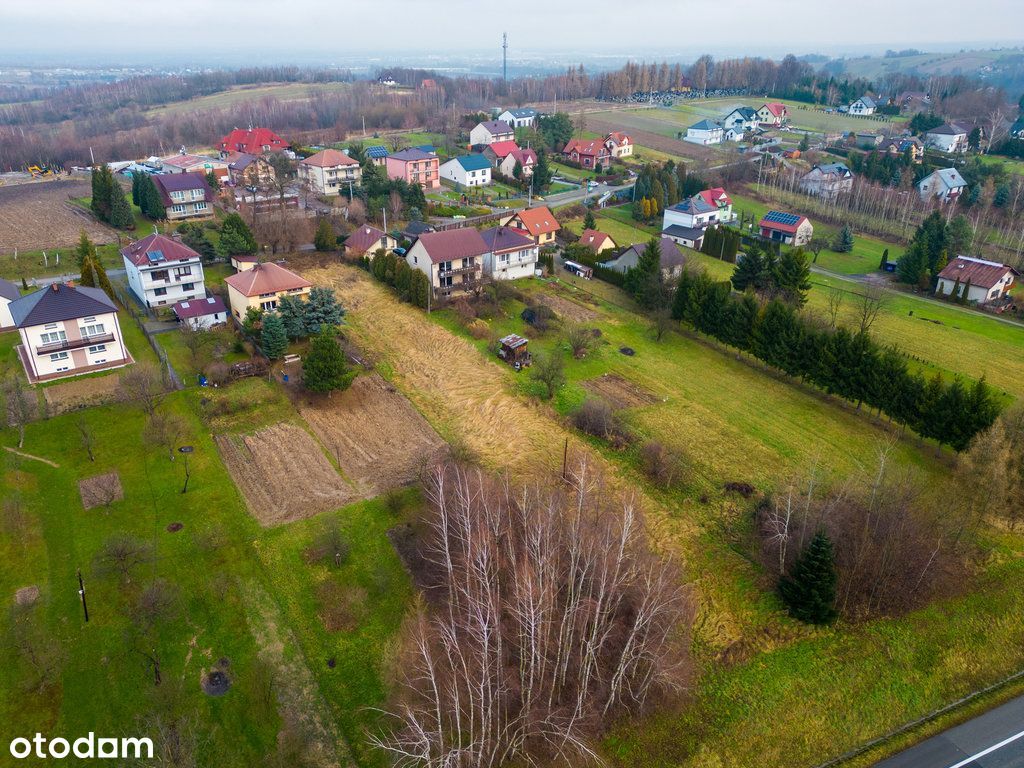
[10,283,117,328]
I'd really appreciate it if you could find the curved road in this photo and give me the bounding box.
[875,696,1024,767]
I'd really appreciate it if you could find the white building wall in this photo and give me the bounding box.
[0,298,13,329]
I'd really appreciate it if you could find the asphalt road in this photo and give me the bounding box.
[875,695,1024,768]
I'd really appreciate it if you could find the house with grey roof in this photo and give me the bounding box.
[498,108,538,129]
[924,123,969,154]
[918,168,968,203]
[722,106,758,133]
[799,163,854,200]
[9,282,131,383]
[601,237,687,279]
[849,96,877,115]
[469,120,514,147]
[684,119,724,145]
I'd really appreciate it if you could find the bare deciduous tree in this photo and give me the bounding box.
[565,323,597,358]
[3,374,32,448]
[146,410,187,462]
[826,288,844,329]
[119,364,164,417]
[373,461,693,767]
[7,603,64,694]
[93,534,155,584]
[855,285,887,335]
[77,415,95,462]
[178,323,212,370]
[651,307,674,342]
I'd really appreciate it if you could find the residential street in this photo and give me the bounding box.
[875,696,1024,768]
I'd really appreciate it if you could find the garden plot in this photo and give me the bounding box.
[534,291,599,323]
[583,373,661,410]
[299,373,446,496]
[0,180,114,252]
[43,374,123,415]
[215,422,358,526]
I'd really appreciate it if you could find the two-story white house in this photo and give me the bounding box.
[121,234,206,309]
[661,188,734,248]
[799,163,854,200]
[684,119,724,145]
[848,96,876,115]
[10,282,131,383]
[298,148,362,196]
[498,108,538,129]
[470,120,514,147]
[722,106,758,133]
[439,154,492,187]
[924,123,969,154]
[480,226,538,280]
[917,168,967,204]
[405,229,489,297]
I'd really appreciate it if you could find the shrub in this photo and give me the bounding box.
[204,361,230,386]
[306,521,351,568]
[639,441,687,488]
[573,399,632,447]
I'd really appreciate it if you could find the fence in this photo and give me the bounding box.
[432,208,523,231]
[111,281,183,391]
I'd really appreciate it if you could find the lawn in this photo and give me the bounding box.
[154,325,247,384]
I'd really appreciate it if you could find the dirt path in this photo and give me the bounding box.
[4,446,59,467]
[240,578,353,768]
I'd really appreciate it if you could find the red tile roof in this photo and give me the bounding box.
[563,138,608,158]
[937,257,1018,290]
[512,206,561,236]
[414,228,490,264]
[762,102,787,117]
[579,229,615,250]
[606,131,631,145]
[219,127,288,154]
[300,148,359,168]
[224,261,311,297]
[697,187,732,207]
[486,140,520,159]
[121,234,202,267]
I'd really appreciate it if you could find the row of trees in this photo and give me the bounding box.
[672,268,1001,451]
[367,249,432,309]
[131,171,166,221]
[74,233,115,299]
[90,165,133,229]
[896,211,973,287]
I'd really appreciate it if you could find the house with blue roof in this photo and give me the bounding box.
[365,145,389,166]
[684,119,724,145]
[498,108,539,129]
[439,154,492,188]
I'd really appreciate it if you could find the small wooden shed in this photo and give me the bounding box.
[497,334,532,369]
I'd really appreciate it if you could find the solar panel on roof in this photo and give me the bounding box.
[764,211,801,226]
[148,250,165,262]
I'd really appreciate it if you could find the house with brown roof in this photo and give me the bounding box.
[470,120,514,147]
[223,261,312,320]
[172,296,227,330]
[562,138,610,170]
[344,225,397,257]
[228,154,277,188]
[9,282,132,383]
[499,148,537,178]
[502,206,561,246]
[604,131,633,158]
[160,153,229,183]
[121,234,206,309]
[935,257,1018,304]
[578,229,617,255]
[385,148,440,190]
[298,149,362,196]
[152,172,214,221]
[404,229,489,297]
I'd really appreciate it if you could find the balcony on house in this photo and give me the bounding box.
[36,332,116,355]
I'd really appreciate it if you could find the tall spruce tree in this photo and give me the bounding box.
[90,165,113,222]
[260,313,288,360]
[833,225,854,253]
[773,249,812,307]
[79,255,97,288]
[303,327,356,393]
[731,246,766,292]
[218,213,258,256]
[778,531,838,625]
[109,181,133,230]
[304,287,345,335]
[583,208,596,231]
[277,295,308,340]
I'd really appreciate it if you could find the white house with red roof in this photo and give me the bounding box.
[499,147,537,178]
[661,188,734,249]
[481,140,520,168]
[298,149,362,196]
[759,210,813,246]
[935,257,1018,304]
[218,127,288,155]
[604,132,633,158]
[756,102,788,127]
[121,234,206,309]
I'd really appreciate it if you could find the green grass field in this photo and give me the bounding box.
[146,81,353,117]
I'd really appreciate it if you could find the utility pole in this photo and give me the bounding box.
[77,570,89,623]
[382,207,387,233]
[362,115,366,136]
[502,33,508,84]
[179,446,193,493]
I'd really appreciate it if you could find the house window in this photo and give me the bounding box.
[181,283,195,292]
[499,253,510,264]
[170,190,185,201]
[87,344,107,354]
[261,300,277,311]
[40,330,67,345]
[194,201,208,211]
[81,322,106,337]
[154,287,167,297]
[172,204,186,214]
[50,352,69,362]
[151,270,169,282]
[174,266,192,277]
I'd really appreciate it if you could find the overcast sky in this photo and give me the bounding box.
[2,0,1022,65]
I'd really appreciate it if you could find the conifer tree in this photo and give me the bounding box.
[583,208,596,231]
[109,181,133,230]
[778,531,838,625]
[879,247,889,270]
[960,278,972,304]
[91,165,114,222]
[131,171,141,206]
[303,327,356,393]
[833,225,855,253]
[93,258,115,300]
[773,249,812,307]
[260,312,288,360]
[218,212,258,256]
[731,246,766,292]
[314,218,336,252]
[79,255,97,288]
[304,287,345,335]
[74,231,96,268]
[277,295,308,340]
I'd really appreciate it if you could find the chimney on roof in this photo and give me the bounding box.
[51,283,59,292]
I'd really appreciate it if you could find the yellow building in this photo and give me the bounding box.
[223,261,312,320]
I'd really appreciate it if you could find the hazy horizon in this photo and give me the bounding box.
[2,0,1022,69]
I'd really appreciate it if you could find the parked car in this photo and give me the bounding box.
[392,247,408,256]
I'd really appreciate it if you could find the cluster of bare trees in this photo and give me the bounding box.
[374,461,692,767]
[757,445,968,620]
[959,405,1024,532]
